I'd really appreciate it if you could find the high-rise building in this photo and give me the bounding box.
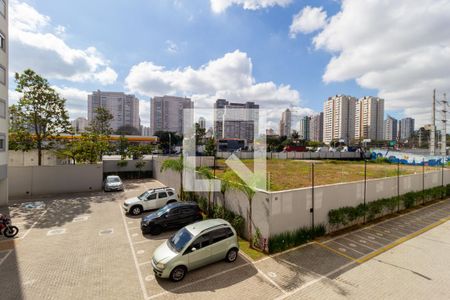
[399,117,415,140]
[323,95,357,144]
[0,0,8,205]
[299,116,311,140]
[214,99,259,143]
[198,117,206,129]
[88,91,140,132]
[71,117,88,134]
[141,126,151,136]
[355,96,384,141]
[309,113,324,142]
[279,109,292,137]
[384,115,398,141]
[150,96,193,135]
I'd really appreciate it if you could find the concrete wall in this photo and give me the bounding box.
[8,164,103,198]
[103,159,153,173]
[9,150,69,166]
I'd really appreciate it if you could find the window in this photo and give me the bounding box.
[0,0,4,18]
[210,227,234,244]
[158,192,167,198]
[0,133,5,151]
[0,32,4,51]
[168,191,174,196]
[146,193,156,200]
[0,65,5,85]
[0,99,5,119]
[190,234,210,250]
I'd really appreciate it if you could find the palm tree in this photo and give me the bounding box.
[197,166,215,215]
[160,156,184,200]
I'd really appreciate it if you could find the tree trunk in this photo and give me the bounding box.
[37,141,42,166]
[248,200,253,248]
[180,172,183,201]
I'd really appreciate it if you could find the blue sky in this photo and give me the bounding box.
[9,0,450,129]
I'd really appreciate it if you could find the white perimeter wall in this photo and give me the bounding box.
[8,164,103,198]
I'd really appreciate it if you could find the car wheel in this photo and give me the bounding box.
[150,225,163,235]
[170,266,187,282]
[166,200,176,205]
[225,248,238,263]
[130,206,142,216]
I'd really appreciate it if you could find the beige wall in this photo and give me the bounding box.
[9,150,69,166]
[103,159,153,173]
[8,164,103,198]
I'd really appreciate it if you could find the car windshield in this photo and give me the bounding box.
[138,191,152,200]
[168,228,193,252]
[107,177,121,183]
[155,205,170,217]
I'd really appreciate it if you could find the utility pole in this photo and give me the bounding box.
[441,93,447,156]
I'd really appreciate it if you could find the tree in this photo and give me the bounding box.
[160,157,185,200]
[195,123,206,145]
[13,69,71,165]
[204,138,216,156]
[75,132,110,164]
[88,107,113,136]
[9,105,35,151]
[154,131,182,153]
[197,167,215,215]
[118,135,129,160]
[116,125,140,136]
[291,130,300,141]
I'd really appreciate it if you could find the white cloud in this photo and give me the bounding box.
[289,6,327,38]
[52,86,89,119]
[309,0,450,126]
[210,0,292,14]
[125,50,311,126]
[10,0,118,85]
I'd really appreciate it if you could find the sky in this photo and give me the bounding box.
[8,0,450,131]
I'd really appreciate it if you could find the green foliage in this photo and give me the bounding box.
[135,159,146,170]
[268,224,326,254]
[117,160,128,168]
[329,184,450,229]
[74,132,109,164]
[252,227,262,249]
[204,138,217,156]
[115,125,140,136]
[12,69,72,165]
[88,107,113,136]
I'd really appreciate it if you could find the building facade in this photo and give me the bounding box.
[0,0,8,204]
[214,99,259,144]
[198,117,206,129]
[299,116,311,140]
[71,117,88,134]
[399,117,415,141]
[88,90,140,132]
[309,113,324,142]
[150,96,192,135]
[384,115,398,141]
[323,95,357,144]
[355,96,384,141]
[279,109,292,137]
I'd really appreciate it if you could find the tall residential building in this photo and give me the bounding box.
[299,116,311,140]
[323,95,357,144]
[71,117,88,134]
[88,91,140,132]
[150,96,193,135]
[214,99,259,143]
[279,109,292,137]
[309,113,324,142]
[0,0,7,204]
[399,117,415,140]
[198,117,206,129]
[355,96,384,141]
[384,115,398,141]
[141,126,151,136]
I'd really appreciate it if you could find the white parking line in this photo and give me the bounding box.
[119,204,149,300]
[342,237,376,251]
[0,250,12,267]
[329,240,365,255]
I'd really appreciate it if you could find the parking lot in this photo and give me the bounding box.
[1,180,450,300]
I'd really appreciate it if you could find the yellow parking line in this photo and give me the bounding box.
[357,216,450,264]
[314,241,360,263]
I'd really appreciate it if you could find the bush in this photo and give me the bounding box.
[402,192,416,209]
[116,160,128,167]
[268,224,326,254]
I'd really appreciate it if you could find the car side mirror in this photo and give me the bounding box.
[191,247,197,252]
[164,214,169,218]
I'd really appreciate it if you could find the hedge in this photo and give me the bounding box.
[328,185,448,229]
[268,224,326,254]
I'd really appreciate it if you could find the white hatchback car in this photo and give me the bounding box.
[123,187,178,215]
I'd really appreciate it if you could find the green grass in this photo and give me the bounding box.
[238,238,266,261]
[213,159,442,191]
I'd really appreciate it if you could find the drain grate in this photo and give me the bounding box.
[99,228,114,236]
[73,216,89,222]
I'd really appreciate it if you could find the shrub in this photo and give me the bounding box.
[402,192,416,209]
[116,160,128,168]
[367,200,383,220]
[268,224,326,254]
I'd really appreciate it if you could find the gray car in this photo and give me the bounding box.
[152,219,239,281]
[103,175,124,192]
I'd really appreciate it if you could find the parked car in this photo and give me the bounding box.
[151,219,239,282]
[103,175,124,192]
[123,187,178,215]
[140,202,203,235]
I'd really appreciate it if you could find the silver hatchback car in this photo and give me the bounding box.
[152,219,239,281]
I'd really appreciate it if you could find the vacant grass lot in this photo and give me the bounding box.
[214,159,443,191]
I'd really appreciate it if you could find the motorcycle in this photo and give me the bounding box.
[0,215,19,238]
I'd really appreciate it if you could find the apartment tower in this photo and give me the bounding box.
[279,109,292,137]
[309,113,324,142]
[150,96,193,135]
[88,91,140,132]
[384,115,398,141]
[323,95,357,144]
[355,96,385,141]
